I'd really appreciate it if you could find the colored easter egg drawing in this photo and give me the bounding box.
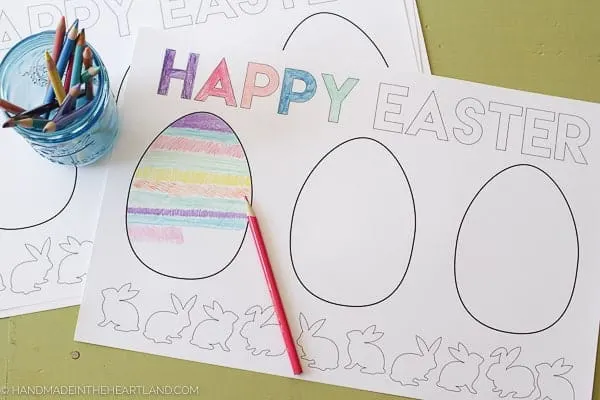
[0,131,76,230]
[454,164,579,334]
[126,112,252,280]
[283,12,389,68]
[290,137,416,307]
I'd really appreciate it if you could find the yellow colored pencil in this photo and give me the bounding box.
[44,51,66,104]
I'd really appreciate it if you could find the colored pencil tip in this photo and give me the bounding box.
[44,50,52,61]
[244,197,254,216]
[43,121,56,133]
[3,120,13,128]
[78,29,86,44]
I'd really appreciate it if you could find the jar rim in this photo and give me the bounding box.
[0,30,110,143]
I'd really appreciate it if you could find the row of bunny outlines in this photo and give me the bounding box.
[3,236,93,295]
[98,285,286,356]
[97,286,574,399]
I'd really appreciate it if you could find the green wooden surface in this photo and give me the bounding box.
[1,1,599,399]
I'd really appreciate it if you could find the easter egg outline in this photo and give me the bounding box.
[0,167,77,231]
[289,136,416,308]
[125,111,253,281]
[454,163,579,335]
[282,11,390,68]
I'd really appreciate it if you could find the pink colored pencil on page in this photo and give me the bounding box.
[244,197,303,375]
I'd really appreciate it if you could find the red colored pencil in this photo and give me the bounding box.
[244,197,303,375]
[52,16,66,63]
[63,52,75,92]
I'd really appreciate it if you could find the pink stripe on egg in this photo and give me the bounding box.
[127,225,185,244]
[152,136,245,158]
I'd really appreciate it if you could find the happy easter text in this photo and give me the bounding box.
[157,49,591,166]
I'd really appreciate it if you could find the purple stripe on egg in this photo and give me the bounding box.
[171,113,233,133]
[127,207,246,219]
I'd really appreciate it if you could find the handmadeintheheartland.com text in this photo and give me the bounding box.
[0,385,200,396]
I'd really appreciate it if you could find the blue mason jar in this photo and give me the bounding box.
[0,31,118,166]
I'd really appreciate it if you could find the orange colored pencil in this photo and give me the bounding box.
[83,47,94,100]
[52,16,66,63]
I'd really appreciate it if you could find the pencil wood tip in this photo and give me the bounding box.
[43,121,56,133]
[244,196,255,216]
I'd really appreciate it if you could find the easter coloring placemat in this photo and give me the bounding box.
[75,27,600,400]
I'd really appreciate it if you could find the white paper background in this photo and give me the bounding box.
[75,28,600,400]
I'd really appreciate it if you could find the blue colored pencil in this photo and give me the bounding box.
[70,29,85,88]
[43,20,78,107]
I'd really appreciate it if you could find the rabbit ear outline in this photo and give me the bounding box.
[245,305,263,318]
[363,325,383,343]
[490,347,507,359]
[298,313,309,332]
[449,343,469,362]
[117,283,139,301]
[308,319,326,335]
[171,294,185,313]
[505,347,522,366]
[257,306,275,327]
[204,302,225,319]
[551,358,573,375]
[41,237,51,256]
[59,236,82,254]
[24,243,42,260]
[428,337,442,354]
[183,296,197,313]
[415,335,427,355]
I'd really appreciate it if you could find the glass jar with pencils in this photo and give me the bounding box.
[0,19,119,166]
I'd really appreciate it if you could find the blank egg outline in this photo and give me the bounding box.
[0,167,77,231]
[282,12,390,68]
[289,137,416,308]
[124,112,253,281]
[453,163,579,335]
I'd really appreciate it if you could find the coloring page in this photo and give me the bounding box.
[75,27,600,400]
[0,1,420,316]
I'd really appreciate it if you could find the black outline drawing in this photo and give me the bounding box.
[534,358,575,400]
[57,236,93,284]
[486,347,535,399]
[125,112,253,280]
[390,335,442,386]
[282,12,389,68]
[296,312,339,371]
[289,137,416,307]
[488,102,524,152]
[1,10,21,51]
[116,65,130,104]
[436,342,484,394]
[10,237,53,294]
[453,97,486,146]
[190,301,239,352]
[98,283,141,332]
[0,168,77,231]
[0,275,5,292]
[454,164,579,334]
[239,305,286,357]
[143,294,197,344]
[344,325,386,375]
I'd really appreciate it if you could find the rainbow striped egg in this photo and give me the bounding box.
[126,112,252,279]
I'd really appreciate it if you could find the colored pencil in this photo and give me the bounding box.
[244,197,303,375]
[83,47,94,100]
[71,29,85,88]
[52,16,66,63]
[43,20,78,106]
[44,51,67,104]
[8,91,86,123]
[43,99,94,133]
[55,85,82,118]
[0,98,25,115]
[63,52,75,92]
[80,66,100,83]
[8,118,50,130]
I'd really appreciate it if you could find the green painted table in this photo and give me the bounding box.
[1,1,599,399]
